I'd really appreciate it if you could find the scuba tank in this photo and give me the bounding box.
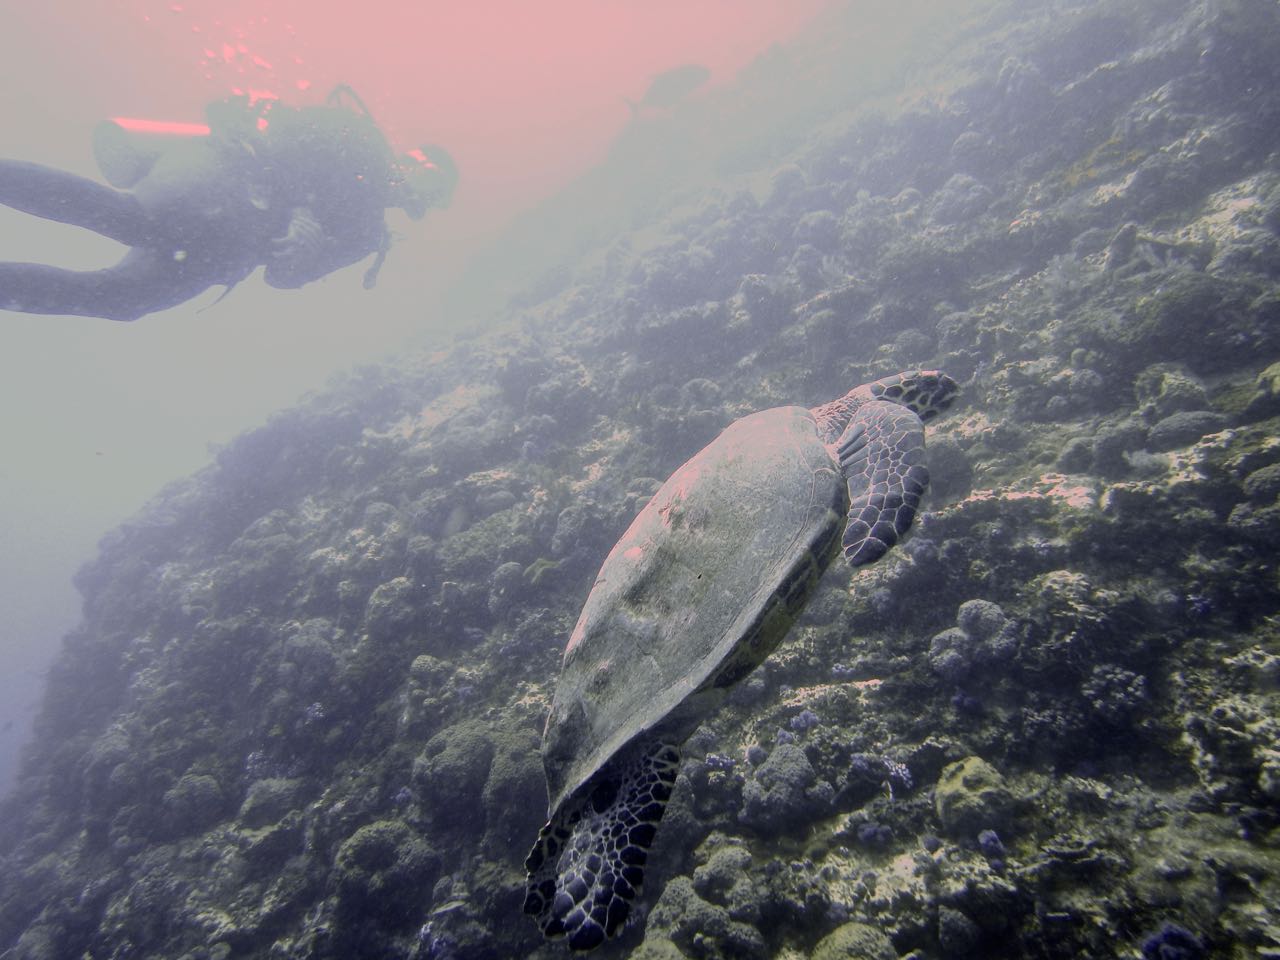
[93,88,367,191]
[92,117,212,189]
[92,93,275,189]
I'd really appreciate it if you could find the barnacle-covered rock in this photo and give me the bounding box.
[811,921,897,960]
[276,617,341,698]
[332,819,439,923]
[160,773,225,836]
[690,838,763,927]
[1181,696,1280,803]
[479,725,546,855]
[1092,272,1266,375]
[1133,363,1210,419]
[645,876,768,960]
[237,777,305,829]
[739,743,835,832]
[934,756,1015,837]
[956,599,1010,643]
[631,937,688,960]
[412,723,496,830]
[929,599,1018,682]
[362,576,421,641]
[930,173,995,225]
[1147,411,1228,452]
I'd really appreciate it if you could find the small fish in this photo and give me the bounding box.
[625,63,710,117]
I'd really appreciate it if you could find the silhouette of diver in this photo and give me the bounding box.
[0,85,457,321]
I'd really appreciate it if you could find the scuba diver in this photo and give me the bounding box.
[0,85,457,322]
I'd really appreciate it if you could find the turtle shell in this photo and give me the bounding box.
[541,405,848,813]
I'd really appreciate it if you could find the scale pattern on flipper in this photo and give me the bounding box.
[524,739,680,951]
[836,399,929,567]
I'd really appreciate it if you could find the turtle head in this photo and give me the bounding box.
[813,370,958,443]
[870,369,960,422]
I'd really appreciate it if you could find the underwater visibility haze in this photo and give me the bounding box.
[0,0,823,792]
[2,0,1280,958]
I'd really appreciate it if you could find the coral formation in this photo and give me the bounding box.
[3,0,1280,957]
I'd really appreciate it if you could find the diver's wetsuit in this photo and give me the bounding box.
[250,100,396,290]
[0,92,398,322]
[0,140,266,322]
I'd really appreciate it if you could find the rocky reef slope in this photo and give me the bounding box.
[2,1,1279,958]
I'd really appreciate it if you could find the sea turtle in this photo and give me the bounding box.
[524,369,959,950]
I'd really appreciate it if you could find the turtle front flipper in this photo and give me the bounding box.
[524,738,680,951]
[836,399,930,567]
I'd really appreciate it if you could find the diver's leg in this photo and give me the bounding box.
[0,248,213,321]
[0,159,150,246]
[0,262,132,320]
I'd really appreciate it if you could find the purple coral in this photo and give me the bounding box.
[855,821,894,849]
[848,753,913,791]
[789,709,821,732]
[704,753,736,772]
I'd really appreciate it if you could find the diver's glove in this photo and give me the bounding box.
[264,206,330,288]
[269,206,326,262]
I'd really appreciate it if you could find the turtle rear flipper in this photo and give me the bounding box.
[836,399,930,567]
[525,739,680,950]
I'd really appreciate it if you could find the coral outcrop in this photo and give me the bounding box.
[3,1,1279,957]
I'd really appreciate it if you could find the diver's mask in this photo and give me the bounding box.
[394,144,458,219]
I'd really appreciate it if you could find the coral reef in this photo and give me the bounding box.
[3,1,1280,958]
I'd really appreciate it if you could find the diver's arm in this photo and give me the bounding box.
[263,205,383,288]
